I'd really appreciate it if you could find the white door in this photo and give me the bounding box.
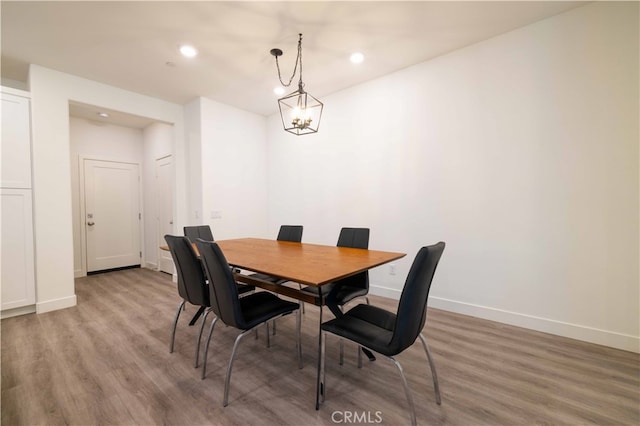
[156,155,174,274]
[84,159,141,272]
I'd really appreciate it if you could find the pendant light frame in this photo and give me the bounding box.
[271,34,323,136]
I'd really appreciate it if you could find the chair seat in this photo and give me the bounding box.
[321,304,398,357]
[239,291,299,330]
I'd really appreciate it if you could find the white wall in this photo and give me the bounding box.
[184,99,204,225]
[69,117,144,276]
[266,2,639,352]
[29,65,185,313]
[142,122,173,269]
[199,97,269,239]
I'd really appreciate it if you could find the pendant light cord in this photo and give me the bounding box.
[274,34,304,90]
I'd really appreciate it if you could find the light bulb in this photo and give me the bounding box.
[350,52,364,64]
[179,45,198,58]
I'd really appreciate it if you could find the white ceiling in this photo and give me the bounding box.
[2,1,587,121]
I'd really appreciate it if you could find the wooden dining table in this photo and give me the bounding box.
[162,237,406,409]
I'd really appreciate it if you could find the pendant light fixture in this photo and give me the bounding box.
[270,34,323,136]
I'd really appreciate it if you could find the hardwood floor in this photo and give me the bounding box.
[2,267,639,425]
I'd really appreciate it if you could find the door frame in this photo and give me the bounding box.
[155,154,174,274]
[78,155,144,277]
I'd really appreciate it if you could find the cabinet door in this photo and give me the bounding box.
[1,189,36,310]
[1,92,32,188]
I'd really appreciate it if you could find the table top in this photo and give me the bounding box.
[215,238,405,287]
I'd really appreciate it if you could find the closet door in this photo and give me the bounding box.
[1,188,36,310]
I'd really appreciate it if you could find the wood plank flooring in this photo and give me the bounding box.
[2,268,639,425]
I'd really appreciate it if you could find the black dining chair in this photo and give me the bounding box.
[195,239,302,406]
[184,225,214,242]
[317,242,445,426]
[164,235,214,368]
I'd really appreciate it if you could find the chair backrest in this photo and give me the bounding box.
[337,227,369,249]
[334,227,370,290]
[164,235,209,307]
[184,225,214,242]
[195,239,245,329]
[277,225,303,242]
[389,242,445,354]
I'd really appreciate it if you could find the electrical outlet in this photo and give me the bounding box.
[389,264,396,275]
[210,210,222,219]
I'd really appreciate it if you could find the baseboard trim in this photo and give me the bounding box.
[369,284,401,300]
[36,295,77,314]
[74,269,83,278]
[1,305,36,319]
[144,261,158,271]
[370,285,639,353]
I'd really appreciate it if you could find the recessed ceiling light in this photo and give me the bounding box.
[350,52,365,64]
[180,44,198,58]
[273,86,285,96]
[97,112,109,118]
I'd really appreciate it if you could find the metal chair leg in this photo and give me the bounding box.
[389,356,417,426]
[169,300,185,353]
[223,329,252,407]
[339,339,344,365]
[195,309,212,368]
[296,308,303,369]
[218,312,298,405]
[419,333,441,404]
[357,345,363,368]
[201,317,218,380]
[316,330,326,406]
[265,322,271,348]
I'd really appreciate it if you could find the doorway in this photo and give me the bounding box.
[81,158,141,273]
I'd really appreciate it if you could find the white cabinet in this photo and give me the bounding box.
[1,87,35,314]
[1,189,36,310]
[1,89,32,188]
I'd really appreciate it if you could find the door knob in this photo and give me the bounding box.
[169,220,173,224]
[87,221,95,226]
